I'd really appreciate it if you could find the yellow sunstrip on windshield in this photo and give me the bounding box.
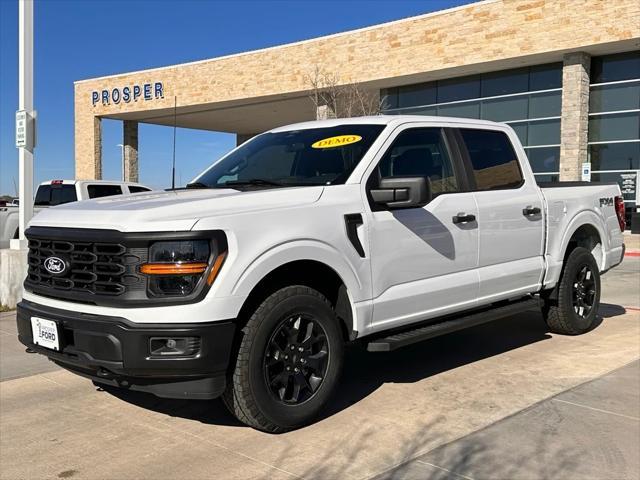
[311,135,362,149]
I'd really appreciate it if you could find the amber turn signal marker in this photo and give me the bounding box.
[140,262,208,275]
[207,252,227,285]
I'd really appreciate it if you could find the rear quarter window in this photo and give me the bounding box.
[87,184,123,199]
[128,186,151,194]
[459,129,524,190]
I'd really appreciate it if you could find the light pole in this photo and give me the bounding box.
[12,0,34,250]
[116,144,124,181]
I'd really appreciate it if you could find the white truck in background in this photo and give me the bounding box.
[17,116,625,432]
[0,180,151,249]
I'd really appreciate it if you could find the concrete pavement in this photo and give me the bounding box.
[1,257,638,479]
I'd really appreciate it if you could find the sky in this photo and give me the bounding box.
[0,0,471,195]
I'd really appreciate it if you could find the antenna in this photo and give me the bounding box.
[171,96,177,190]
[12,177,18,197]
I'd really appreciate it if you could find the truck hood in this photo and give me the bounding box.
[29,186,324,232]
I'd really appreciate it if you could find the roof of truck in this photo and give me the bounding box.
[269,115,505,132]
[38,179,147,186]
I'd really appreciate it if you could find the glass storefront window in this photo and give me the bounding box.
[437,102,480,119]
[526,146,560,173]
[481,96,529,122]
[397,83,437,108]
[591,51,640,84]
[529,90,562,118]
[481,67,529,97]
[381,89,398,110]
[529,63,563,90]
[589,142,640,170]
[589,82,640,113]
[511,124,528,146]
[588,112,640,142]
[437,76,481,103]
[527,118,561,146]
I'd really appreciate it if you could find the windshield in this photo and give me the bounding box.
[192,124,386,188]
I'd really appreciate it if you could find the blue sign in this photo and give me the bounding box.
[92,82,164,106]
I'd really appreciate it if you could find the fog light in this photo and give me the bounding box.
[149,337,200,357]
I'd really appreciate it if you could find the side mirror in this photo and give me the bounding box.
[370,177,431,209]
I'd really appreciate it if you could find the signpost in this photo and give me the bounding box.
[581,162,591,182]
[12,0,35,250]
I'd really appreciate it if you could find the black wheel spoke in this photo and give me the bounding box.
[572,264,597,319]
[305,350,328,372]
[263,313,330,405]
[308,374,323,392]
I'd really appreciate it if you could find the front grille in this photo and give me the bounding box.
[26,238,143,297]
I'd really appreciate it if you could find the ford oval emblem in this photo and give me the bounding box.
[44,256,66,275]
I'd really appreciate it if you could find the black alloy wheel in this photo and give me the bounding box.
[223,285,344,432]
[263,314,329,404]
[542,247,601,335]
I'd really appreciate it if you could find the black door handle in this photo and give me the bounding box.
[522,206,541,216]
[452,213,476,224]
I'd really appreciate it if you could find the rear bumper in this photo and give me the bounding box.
[16,300,236,399]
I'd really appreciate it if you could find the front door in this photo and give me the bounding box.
[365,126,480,332]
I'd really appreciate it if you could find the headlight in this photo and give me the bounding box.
[140,239,226,297]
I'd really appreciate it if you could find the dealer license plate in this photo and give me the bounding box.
[30,317,60,351]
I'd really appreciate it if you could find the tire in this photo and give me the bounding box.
[223,285,344,432]
[542,247,601,335]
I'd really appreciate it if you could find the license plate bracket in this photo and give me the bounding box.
[30,316,60,351]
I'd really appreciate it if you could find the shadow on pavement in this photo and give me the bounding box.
[100,305,624,430]
[599,303,629,318]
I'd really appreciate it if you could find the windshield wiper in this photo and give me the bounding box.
[225,179,284,187]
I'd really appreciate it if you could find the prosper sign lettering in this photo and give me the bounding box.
[92,82,164,106]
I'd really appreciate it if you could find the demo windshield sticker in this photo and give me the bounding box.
[311,135,363,149]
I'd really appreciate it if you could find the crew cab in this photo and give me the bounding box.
[16,116,625,432]
[0,180,151,249]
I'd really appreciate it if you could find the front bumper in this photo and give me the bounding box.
[16,300,236,399]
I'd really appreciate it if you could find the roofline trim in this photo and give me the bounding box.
[74,0,498,85]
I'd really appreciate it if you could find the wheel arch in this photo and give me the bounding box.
[230,241,365,341]
[559,216,606,271]
[544,212,607,291]
[235,259,355,342]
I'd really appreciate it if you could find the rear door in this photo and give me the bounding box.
[365,125,480,331]
[453,127,545,303]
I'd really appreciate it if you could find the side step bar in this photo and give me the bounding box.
[367,297,540,352]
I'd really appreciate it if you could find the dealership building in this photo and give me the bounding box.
[74,0,640,213]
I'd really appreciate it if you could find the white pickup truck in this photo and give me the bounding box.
[17,116,626,432]
[0,180,151,249]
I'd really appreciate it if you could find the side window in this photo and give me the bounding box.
[87,184,123,199]
[459,129,523,190]
[128,186,151,193]
[377,128,459,196]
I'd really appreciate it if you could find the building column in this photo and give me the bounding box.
[559,52,591,181]
[123,120,139,182]
[75,115,102,180]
